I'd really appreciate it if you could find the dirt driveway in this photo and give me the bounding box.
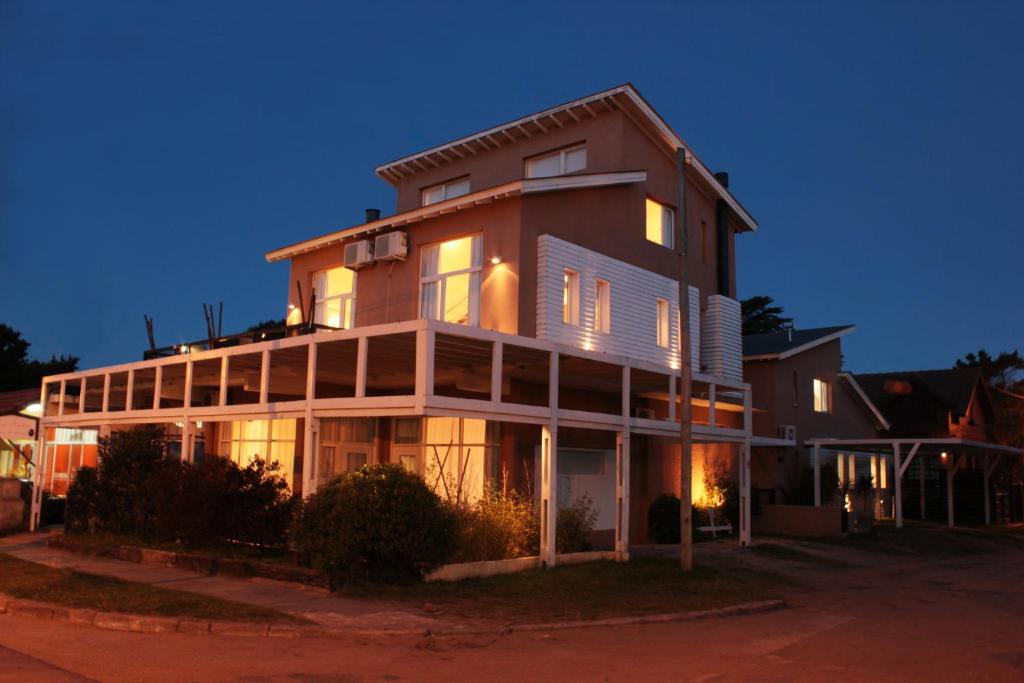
[2,529,1024,682]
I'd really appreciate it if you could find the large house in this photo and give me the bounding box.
[30,84,758,562]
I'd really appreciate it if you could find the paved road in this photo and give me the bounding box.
[3,540,1024,681]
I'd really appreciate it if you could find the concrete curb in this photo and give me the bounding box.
[0,591,786,639]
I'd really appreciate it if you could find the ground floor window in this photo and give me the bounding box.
[218,419,297,488]
[316,417,376,486]
[45,428,98,496]
[0,442,33,480]
[415,417,499,505]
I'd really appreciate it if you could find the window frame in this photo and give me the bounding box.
[524,144,587,179]
[813,378,832,413]
[655,297,670,348]
[418,233,483,326]
[421,176,471,207]
[563,268,580,326]
[312,266,356,329]
[645,198,675,249]
[594,279,610,334]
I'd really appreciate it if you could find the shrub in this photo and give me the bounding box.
[450,484,539,563]
[291,464,455,585]
[64,425,294,551]
[556,494,598,554]
[648,493,681,543]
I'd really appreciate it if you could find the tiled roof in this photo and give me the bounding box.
[855,368,981,416]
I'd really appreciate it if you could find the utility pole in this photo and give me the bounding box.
[676,147,694,570]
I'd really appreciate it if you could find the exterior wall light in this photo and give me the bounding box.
[940,451,949,464]
[490,256,502,265]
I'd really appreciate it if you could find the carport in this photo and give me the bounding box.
[807,438,1024,528]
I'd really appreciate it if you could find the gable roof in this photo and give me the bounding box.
[855,368,982,417]
[0,388,41,417]
[374,83,756,232]
[837,373,891,431]
[743,325,855,361]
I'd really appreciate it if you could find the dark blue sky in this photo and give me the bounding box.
[2,1,1022,373]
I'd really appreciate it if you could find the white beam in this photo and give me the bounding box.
[947,453,962,528]
[667,374,676,422]
[540,351,559,568]
[125,370,134,411]
[415,328,435,411]
[739,437,751,547]
[898,442,922,478]
[28,428,47,531]
[617,363,631,559]
[302,342,318,498]
[218,356,229,407]
[259,350,270,404]
[101,373,111,413]
[813,442,821,507]
[152,366,162,410]
[355,337,368,398]
[919,457,926,521]
[708,382,717,428]
[894,442,903,528]
[490,341,503,404]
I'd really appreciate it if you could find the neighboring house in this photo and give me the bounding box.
[0,388,99,495]
[856,368,1024,524]
[31,84,758,561]
[743,326,891,517]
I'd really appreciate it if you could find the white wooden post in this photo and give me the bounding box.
[29,427,47,531]
[813,442,821,507]
[894,442,903,528]
[947,453,963,528]
[182,360,193,409]
[101,373,111,413]
[218,356,229,406]
[616,364,631,560]
[125,370,135,411]
[180,420,193,463]
[490,341,503,404]
[540,351,559,568]
[259,349,270,404]
[302,342,318,498]
[58,380,66,416]
[983,454,1002,526]
[667,374,677,422]
[740,436,752,547]
[919,457,926,521]
[415,328,435,411]
[355,337,368,398]
[708,382,716,428]
[152,365,162,410]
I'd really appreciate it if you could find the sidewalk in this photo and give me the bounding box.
[0,532,468,633]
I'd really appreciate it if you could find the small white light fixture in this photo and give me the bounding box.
[288,303,296,310]
[940,451,949,464]
[490,256,502,265]
[22,403,42,417]
[179,344,189,354]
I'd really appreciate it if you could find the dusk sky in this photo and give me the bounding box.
[2,0,1022,373]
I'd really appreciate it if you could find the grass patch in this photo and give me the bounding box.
[343,558,782,624]
[0,553,302,623]
[66,532,295,565]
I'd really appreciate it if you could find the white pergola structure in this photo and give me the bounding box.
[808,438,1024,528]
[30,318,753,563]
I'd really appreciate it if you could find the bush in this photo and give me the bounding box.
[556,494,597,554]
[450,484,539,563]
[648,493,681,543]
[291,464,455,585]
[64,426,295,551]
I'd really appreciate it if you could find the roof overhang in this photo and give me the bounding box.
[803,437,1024,457]
[837,372,891,431]
[373,84,757,232]
[743,326,856,362]
[265,171,646,263]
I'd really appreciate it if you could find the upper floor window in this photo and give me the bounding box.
[563,269,580,326]
[422,177,470,206]
[525,144,587,178]
[420,234,482,325]
[313,266,356,329]
[594,279,610,334]
[646,199,675,249]
[813,378,832,413]
[656,298,670,348]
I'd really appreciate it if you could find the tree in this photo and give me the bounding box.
[740,296,793,336]
[0,324,79,391]
[955,349,1024,391]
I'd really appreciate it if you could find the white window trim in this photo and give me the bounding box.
[421,177,470,206]
[419,234,482,326]
[655,297,669,348]
[525,144,587,178]
[563,268,580,326]
[594,279,610,334]
[313,268,356,329]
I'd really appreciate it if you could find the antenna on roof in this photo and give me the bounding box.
[781,320,794,343]
[144,315,156,352]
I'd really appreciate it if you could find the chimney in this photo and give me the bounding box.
[365,208,381,222]
[714,171,729,189]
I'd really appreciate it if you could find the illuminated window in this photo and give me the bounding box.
[420,234,482,325]
[219,419,297,489]
[813,378,832,413]
[645,198,674,249]
[423,417,499,505]
[594,280,610,334]
[656,298,670,348]
[563,269,580,326]
[312,267,356,329]
[525,145,587,178]
[422,177,471,206]
[315,418,376,487]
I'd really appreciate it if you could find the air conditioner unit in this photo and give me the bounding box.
[632,407,657,420]
[374,231,407,261]
[777,424,797,443]
[343,239,374,269]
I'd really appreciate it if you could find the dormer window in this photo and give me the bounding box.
[525,144,587,178]
[422,177,470,206]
